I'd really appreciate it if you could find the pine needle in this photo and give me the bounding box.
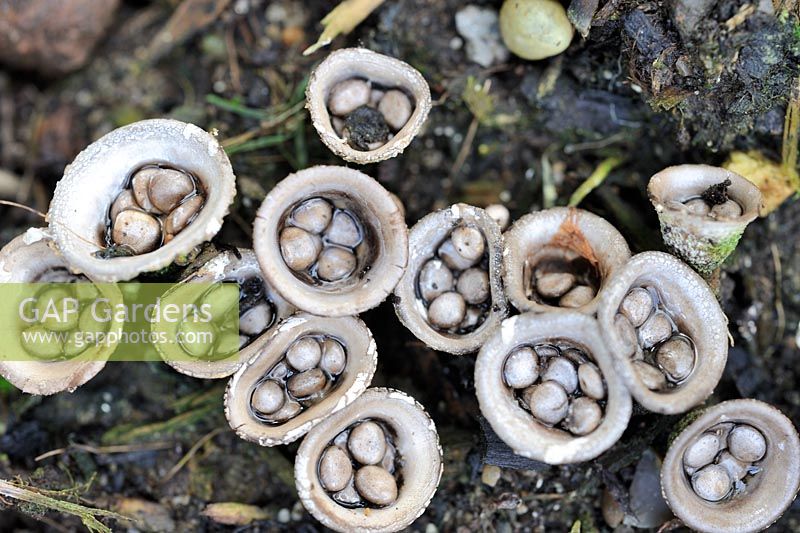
[303,0,386,56]
[568,156,625,207]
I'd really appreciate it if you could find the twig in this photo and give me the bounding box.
[225,27,242,94]
[303,0,386,56]
[568,156,625,207]
[0,199,46,219]
[782,75,800,188]
[35,441,173,462]
[161,427,228,484]
[449,116,479,180]
[770,243,786,346]
[541,154,557,209]
[0,479,129,533]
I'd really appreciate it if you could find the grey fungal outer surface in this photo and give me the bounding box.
[224,313,377,446]
[0,229,123,395]
[597,252,728,414]
[393,203,507,355]
[502,207,631,315]
[154,249,295,379]
[295,387,442,533]
[253,165,408,317]
[661,399,800,533]
[306,48,432,164]
[47,119,236,281]
[647,165,762,276]
[475,311,632,464]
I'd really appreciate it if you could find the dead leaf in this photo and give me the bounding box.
[303,0,386,56]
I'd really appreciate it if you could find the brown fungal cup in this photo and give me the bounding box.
[475,311,632,464]
[393,203,507,355]
[648,165,762,277]
[661,399,800,533]
[224,313,376,446]
[597,252,728,414]
[253,166,408,317]
[502,207,630,315]
[0,229,123,395]
[47,119,236,281]
[306,48,431,164]
[295,387,442,532]
[152,249,295,379]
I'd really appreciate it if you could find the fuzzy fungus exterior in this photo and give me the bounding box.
[502,207,630,315]
[393,203,507,355]
[295,387,442,533]
[152,249,296,379]
[0,229,124,395]
[253,166,408,317]
[661,399,800,533]
[475,311,632,464]
[47,119,236,282]
[597,252,728,414]
[224,313,376,446]
[306,48,432,164]
[647,165,762,277]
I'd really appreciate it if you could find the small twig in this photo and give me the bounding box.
[770,243,786,346]
[35,441,173,462]
[225,27,242,94]
[0,199,46,219]
[303,0,386,56]
[161,427,228,484]
[449,116,479,180]
[541,154,557,209]
[782,75,800,188]
[568,156,625,207]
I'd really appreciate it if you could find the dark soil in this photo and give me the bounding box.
[1,0,800,531]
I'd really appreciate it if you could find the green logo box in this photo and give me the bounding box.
[0,282,240,362]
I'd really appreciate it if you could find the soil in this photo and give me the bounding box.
[1,0,800,531]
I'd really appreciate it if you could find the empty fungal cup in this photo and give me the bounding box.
[648,165,762,277]
[502,207,631,315]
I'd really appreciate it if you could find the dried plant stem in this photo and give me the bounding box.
[303,0,386,56]
[568,156,625,207]
[782,75,800,188]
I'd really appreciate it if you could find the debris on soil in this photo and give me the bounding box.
[455,5,510,68]
[343,105,390,150]
[0,0,120,77]
[701,178,732,206]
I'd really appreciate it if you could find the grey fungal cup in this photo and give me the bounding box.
[295,388,442,533]
[661,399,800,533]
[306,48,432,164]
[224,313,376,446]
[502,207,630,315]
[393,203,507,355]
[47,119,236,282]
[0,229,123,395]
[152,249,295,379]
[253,165,408,317]
[597,252,728,415]
[475,311,632,464]
[648,165,762,277]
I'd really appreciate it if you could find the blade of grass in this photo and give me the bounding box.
[205,95,270,120]
[224,133,292,155]
[568,156,625,207]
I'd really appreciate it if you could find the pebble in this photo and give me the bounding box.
[655,336,695,382]
[147,168,195,213]
[110,189,137,221]
[165,195,204,236]
[633,361,667,391]
[112,210,162,254]
[542,356,578,394]
[378,89,413,130]
[684,198,711,216]
[428,291,467,329]
[524,381,569,425]
[291,198,333,234]
[251,380,285,415]
[559,284,595,308]
[286,368,327,398]
[328,79,371,116]
[683,432,721,470]
[691,464,732,502]
[324,210,362,248]
[451,225,485,261]
[354,465,398,506]
[239,303,272,336]
[638,312,673,349]
[711,199,743,219]
[285,336,322,371]
[728,425,767,463]
[536,272,575,299]
[320,338,347,375]
[418,259,455,302]
[455,5,510,67]
[456,267,490,304]
[439,238,480,270]
[316,246,357,281]
[620,287,653,327]
[279,226,322,271]
[485,204,510,230]
[564,396,602,436]
[348,421,387,465]
[503,346,539,389]
[578,362,605,400]
[319,446,353,492]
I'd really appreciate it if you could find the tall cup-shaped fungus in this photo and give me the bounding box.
[647,165,762,278]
